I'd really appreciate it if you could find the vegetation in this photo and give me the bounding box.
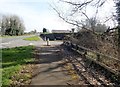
[116,1,120,25]
[0,35,18,38]
[116,1,120,46]
[0,14,25,36]
[43,28,49,33]
[2,46,34,86]
[0,34,30,38]
[53,0,118,58]
[26,30,37,35]
[23,36,40,41]
[52,0,111,33]
[83,18,108,33]
[43,28,47,33]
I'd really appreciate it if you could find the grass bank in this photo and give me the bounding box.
[23,36,40,41]
[0,35,18,38]
[2,46,34,86]
[0,34,35,38]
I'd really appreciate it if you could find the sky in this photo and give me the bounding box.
[0,0,116,32]
[0,0,73,32]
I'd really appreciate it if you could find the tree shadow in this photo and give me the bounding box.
[32,63,66,78]
[32,45,65,78]
[2,46,34,68]
[34,45,63,64]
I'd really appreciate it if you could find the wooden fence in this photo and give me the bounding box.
[63,36,120,78]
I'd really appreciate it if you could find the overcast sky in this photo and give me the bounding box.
[0,0,116,32]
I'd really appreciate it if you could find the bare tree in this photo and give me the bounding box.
[84,17,107,32]
[116,0,120,57]
[116,1,120,25]
[51,0,115,32]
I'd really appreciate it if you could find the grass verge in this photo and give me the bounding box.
[0,36,18,38]
[2,46,35,86]
[0,35,35,38]
[23,36,40,41]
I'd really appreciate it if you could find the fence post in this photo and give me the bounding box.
[76,45,78,50]
[96,54,100,61]
[83,51,87,58]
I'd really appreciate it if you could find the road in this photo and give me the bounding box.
[1,35,33,43]
[1,35,35,48]
[0,35,63,49]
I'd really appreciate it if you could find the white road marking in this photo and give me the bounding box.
[29,43,34,45]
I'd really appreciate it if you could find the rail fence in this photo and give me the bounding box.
[63,36,120,81]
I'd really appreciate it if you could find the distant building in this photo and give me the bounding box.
[51,30,71,40]
[40,30,72,40]
[52,30,71,33]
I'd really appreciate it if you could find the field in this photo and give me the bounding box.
[23,36,41,41]
[2,46,34,86]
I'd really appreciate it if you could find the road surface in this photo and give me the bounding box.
[0,35,63,49]
[1,35,35,48]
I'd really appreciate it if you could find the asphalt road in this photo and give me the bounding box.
[1,35,63,49]
[1,35,34,43]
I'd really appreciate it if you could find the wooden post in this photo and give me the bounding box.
[83,51,87,59]
[97,54,100,61]
[118,26,120,59]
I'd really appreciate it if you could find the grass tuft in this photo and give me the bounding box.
[23,36,40,41]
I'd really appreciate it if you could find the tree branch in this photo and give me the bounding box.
[52,7,82,27]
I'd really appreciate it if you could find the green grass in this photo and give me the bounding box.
[2,46,34,86]
[23,36,40,41]
[0,35,35,38]
[0,35,18,38]
[86,52,97,60]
